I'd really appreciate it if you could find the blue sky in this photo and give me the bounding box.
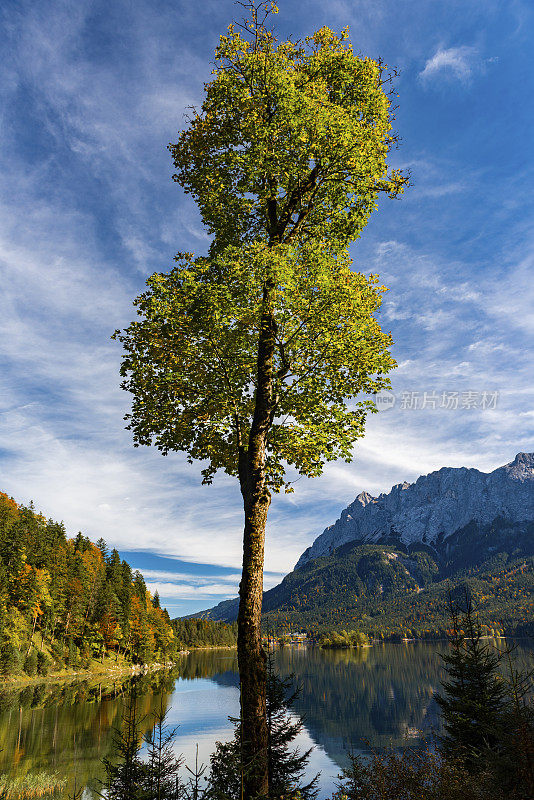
[1,0,533,616]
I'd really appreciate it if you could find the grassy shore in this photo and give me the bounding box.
[0,654,182,689]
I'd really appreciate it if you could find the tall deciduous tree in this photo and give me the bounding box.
[115,4,406,796]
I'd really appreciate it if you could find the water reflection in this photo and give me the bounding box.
[0,672,178,798]
[0,641,532,798]
[273,643,444,766]
[275,641,534,769]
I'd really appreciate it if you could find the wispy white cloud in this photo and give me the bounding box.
[146,581,239,599]
[141,569,242,585]
[485,253,534,334]
[146,570,284,600]
[144,566,285,602]
[419,45,479,83]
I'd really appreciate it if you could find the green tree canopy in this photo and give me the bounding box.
[170,13,405,253]
[116,242,394,491]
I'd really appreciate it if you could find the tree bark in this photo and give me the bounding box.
[237,295,277,799]
[26,613,38,657]
[238,491,270,798]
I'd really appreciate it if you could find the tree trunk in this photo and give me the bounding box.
[238,491,270,798]
[26,613,39,657]
[237,294,277,799]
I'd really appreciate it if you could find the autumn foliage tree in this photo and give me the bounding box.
[115,3,406,796]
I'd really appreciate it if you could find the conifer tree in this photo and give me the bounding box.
[1,641,22,675]
[497,650,534,797]
[97,538,109,562]
[435,591,507,769]
[101,684,148,800]
[102,687,189,800]
[144,702,185,800]
[208,655,318,799]
[134,571,148,600]
[23,648,38,676]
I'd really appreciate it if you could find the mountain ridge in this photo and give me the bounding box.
[295,452,534,569]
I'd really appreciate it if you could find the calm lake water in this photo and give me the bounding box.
[1,641,533,798]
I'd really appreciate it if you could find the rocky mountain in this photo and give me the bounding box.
[295,452,534,569]
[190,453,534,637]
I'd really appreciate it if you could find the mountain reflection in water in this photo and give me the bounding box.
[0,642,532,798]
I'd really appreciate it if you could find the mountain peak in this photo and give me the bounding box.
[501,452,534,482]
[356,490,374,506]
[510,452,534,467]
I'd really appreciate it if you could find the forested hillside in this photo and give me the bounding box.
[172,618,237,648]
[0,491,178,675]
[196,518,534,640]
[262,541,534,639]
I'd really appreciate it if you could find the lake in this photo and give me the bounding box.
[1,641,533,798]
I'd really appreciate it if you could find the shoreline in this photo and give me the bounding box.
[0,646,240,690]
[0,659,182,690]
[1,638,517,687]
